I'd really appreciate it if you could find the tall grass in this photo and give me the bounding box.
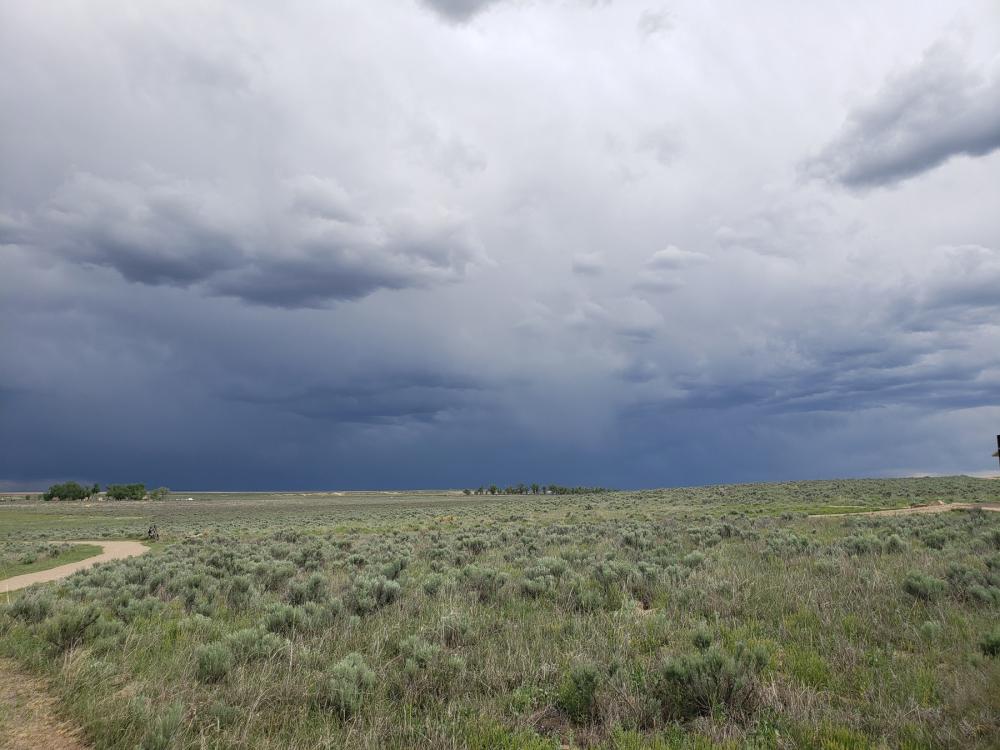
[1,477,998,748]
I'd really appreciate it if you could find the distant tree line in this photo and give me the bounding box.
[42,482,99,502]
[462,484,611,496]
[106,483,148,501]
[42,482,170,501]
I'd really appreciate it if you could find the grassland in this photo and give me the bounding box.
[1,477,999,749]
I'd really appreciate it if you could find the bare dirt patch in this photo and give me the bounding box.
[810,502,1000,519]
[0,659,87,750]
[1,541,149,593]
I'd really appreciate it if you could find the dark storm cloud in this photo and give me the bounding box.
[38,173,244,286]
[209,257,424,308]
[623,242,1000,423]
[15,173,481,308]
[805,42,1000,188]
[225,372,485,424]
[209,228,478,309]
[419,0,506,22]
[770,362,996,414]
[632,356,997,418]
[888,245,1000,331]
[0,385,22,408]
[817,344,921,371]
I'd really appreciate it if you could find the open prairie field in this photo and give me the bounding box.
[1,477,999,749]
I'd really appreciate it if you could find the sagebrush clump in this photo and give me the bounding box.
[981,628,1000,658]
[903,571,946,601]
[317,653,376,719]
[651,643,768,720]
[195,642,233,683]
[557,662,602,725]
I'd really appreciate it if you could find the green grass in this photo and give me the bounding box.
[0,476,998,749]
[0,543,102,580]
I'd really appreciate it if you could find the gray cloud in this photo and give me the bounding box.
[13,173,481,308]
[636,125,680,165]
[617,359,658,384]
[571,252,605,276]
[210,210,481,308]
[0,213,28,246]
[645,246,709,270]
[634,245,708,291]
[805,42,1000,188]
[918,245,1000,312]
[566,297,664,342]
[637,9,673,38]
[892,244,1000,330]
[628,337,997,418]
[419,0,506,22]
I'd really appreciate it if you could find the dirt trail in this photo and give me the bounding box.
[0,541,149,594]
[810,502,1000,519]
[0,659,88,750]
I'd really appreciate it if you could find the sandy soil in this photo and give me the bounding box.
[0,541,149,594]
[810,502,1000,519]
[0,659,87,750]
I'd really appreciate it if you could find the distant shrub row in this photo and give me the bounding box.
[41,481,169,501]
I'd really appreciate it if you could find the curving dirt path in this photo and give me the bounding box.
[0,541,149,594]
[810,502,1000,519]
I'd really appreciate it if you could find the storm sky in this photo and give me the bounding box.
[2,1,999,490]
